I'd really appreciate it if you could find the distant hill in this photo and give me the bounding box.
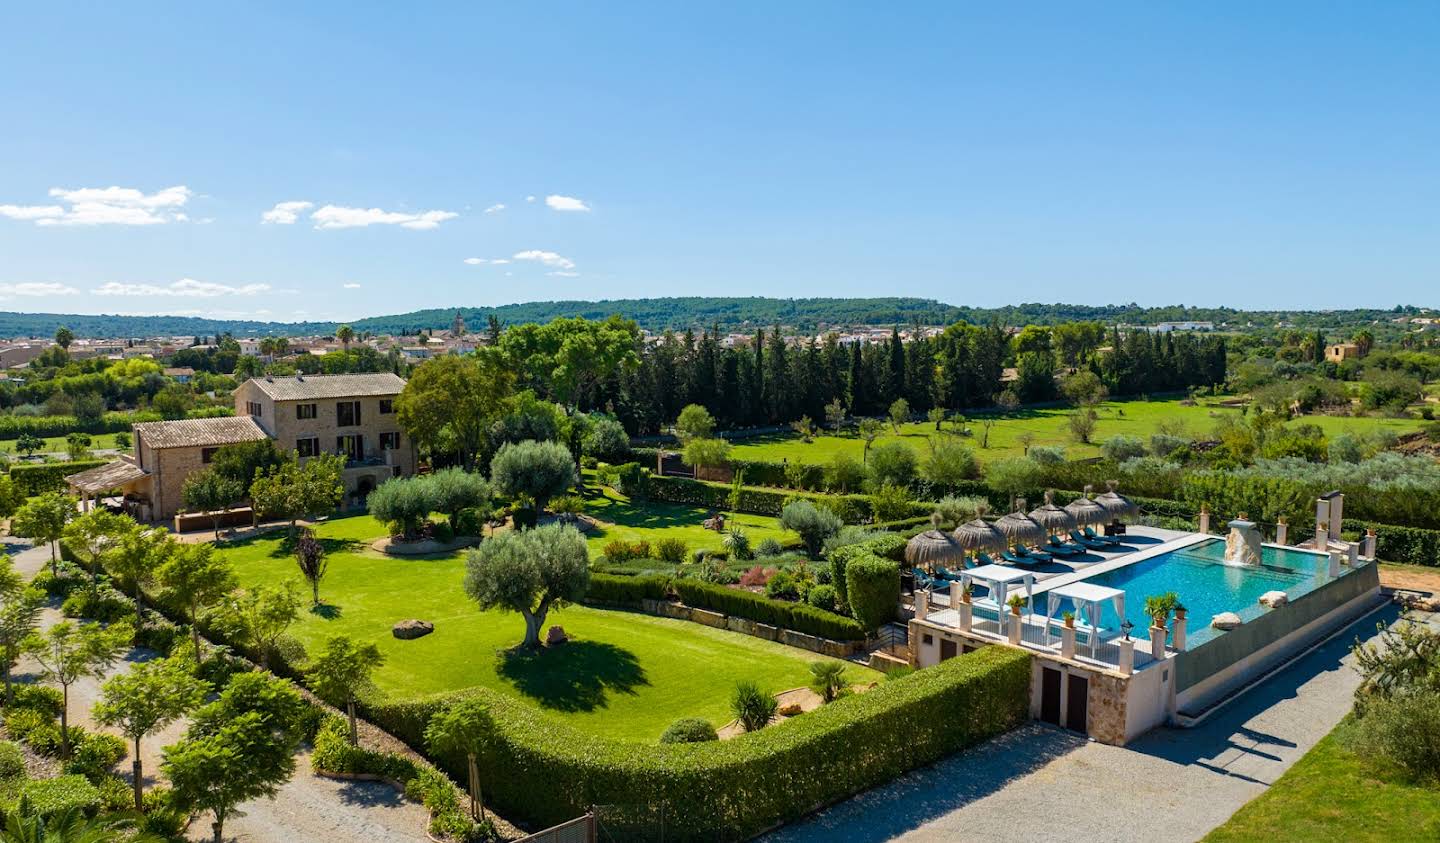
[0,298,1425,339]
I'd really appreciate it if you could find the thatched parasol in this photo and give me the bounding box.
[995,498,1046,547]
[953,503,1008,556]
[1028,490,1076,536]
[1096,480,1140,520]
[1064,484,1110,527]
[905,514,966,568]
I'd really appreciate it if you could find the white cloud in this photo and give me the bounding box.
[0,282,80,296]
[545,194,590,212]
[483,203,506,214]
[310,204,459,230]
[525,195,536,203]
[92,278,272,297]
[464,257,510,266]
[463,257,486,265]
[547,271,580,278]
[0,205,64,221]
[512,250,576,270]
[261,200,314,224]
[0,184,194,226]
[342,282,362,289]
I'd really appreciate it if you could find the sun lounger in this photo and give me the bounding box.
[1014,545,1053,563]
[1045,535,1084,556]
[1069,529,1111,550]
[1083,526,1122,546]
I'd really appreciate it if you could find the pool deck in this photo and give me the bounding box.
[765,602,1421,843]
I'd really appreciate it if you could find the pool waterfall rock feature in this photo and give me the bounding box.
[1258,590,1289,609]
[1210,611,1242,630]
[1223,517,1263,566]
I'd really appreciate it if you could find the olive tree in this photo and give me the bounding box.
[366,475,436,540]
[779,500,843,558]
[427,467,492,532]
[489,439,578,517]
[463,523,589,649]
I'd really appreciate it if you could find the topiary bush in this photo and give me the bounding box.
[845,554,900,634]
[653,537,687,563]
[658,718,718,744]
[806,584,838,613]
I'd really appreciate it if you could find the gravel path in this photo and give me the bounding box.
[4,536,430,843]
[765,602,1405,843]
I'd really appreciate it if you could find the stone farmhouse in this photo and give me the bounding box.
[66,372,416,525]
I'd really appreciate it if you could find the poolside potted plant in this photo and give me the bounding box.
[1062,610,1075,630]
[1007,593,1026,617]
[961,581,973,604]
[1174,601,1187,623]
[1144,592,1178,659]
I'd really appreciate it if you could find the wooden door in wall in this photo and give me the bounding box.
[1066,673,1089,733]
[1040,667,1062,726]
[939,639,957,662]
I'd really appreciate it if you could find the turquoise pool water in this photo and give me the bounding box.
[1037,538,1334,648]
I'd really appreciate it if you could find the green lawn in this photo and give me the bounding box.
[217,514,877,742]
[726,396,1422,467]
[1203,724,1440,841]
[0,432,124,454]
[580,484,788,558]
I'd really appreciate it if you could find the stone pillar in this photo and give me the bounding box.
[1006,613,1022,645]
[1346,542,1358,566]
[1198,505,1210,534]
[1315,498,1330,548]
[1275,517,1288,547]
[1328,550,1343,578]
[1149,626,1167,660]
[949,580,963,609]
[915,589,929,621]
[1363,529,1377,560]
[1118,638,1135,675]
[1172,615,1188,652]
[1060,625,1077,660]
[957,601,972,632]
[1329,494,1344,541]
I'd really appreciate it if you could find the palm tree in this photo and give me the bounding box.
[336,325,354,350]
[0,807,161,842]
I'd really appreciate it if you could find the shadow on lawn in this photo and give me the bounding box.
[310,602,343,620]
[496,641,649,713]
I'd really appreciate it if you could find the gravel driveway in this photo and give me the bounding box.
[5,537,430,843]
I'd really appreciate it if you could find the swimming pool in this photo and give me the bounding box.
[1034,538,1333,648]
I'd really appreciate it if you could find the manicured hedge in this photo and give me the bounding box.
[671,579,866,641]
[586,573,672,604]
[8,459,108,496]
[645,474,877,522]
[370,646,1031,841]
[1343,519,1440,568]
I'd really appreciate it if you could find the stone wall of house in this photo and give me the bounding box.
[148,445,209,521]
[233,380,416,478]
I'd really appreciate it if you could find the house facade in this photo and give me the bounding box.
[66,372,416,525]
[231,372,416,502]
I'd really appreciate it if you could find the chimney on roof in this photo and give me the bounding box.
[265,374,273,382]
[296,373,304,381]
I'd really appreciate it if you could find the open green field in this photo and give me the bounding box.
[1203,724,1440,841]
[0,432,124,454]
[726,397,1423,467]
[580,484,788,558]
[217,514,877,742]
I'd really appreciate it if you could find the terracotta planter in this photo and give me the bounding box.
[961,592,972,604]
[1010,605,1023,617]
[1064,617,1075,629]
[1175,609,1188,622]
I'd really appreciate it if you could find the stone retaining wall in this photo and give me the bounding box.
[638,598,861,657]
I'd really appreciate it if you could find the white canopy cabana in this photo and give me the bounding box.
[1041,581,1126,658]
[961,563,1038,623]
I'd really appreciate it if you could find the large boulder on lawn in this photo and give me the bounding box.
[546,625,570,646]
[1211,612,1242,630]
[393,619,434,640]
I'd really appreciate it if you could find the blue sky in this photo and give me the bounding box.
[1,2,1437,322]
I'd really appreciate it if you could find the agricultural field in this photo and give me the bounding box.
[580,483,789,559]
[217,514,877,742]
[726,396,1424,467]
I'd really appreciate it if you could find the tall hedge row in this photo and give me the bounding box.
[670,579,866,641]
[1342,519,1440,568]
[644,474,878,522]
[586,573,671,604]
[8,460,108,496]
[370,646,1031,841]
